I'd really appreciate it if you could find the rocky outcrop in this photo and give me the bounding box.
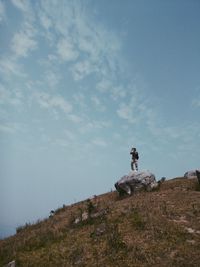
[115,170,158,195]
[196,170,200,185]
[184,169,200,179]
[5,261,15,267]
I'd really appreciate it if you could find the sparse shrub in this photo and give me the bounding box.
[195,181,200,191]
[105,223,126,253]
[68,212,76,226]
[86,198,96,218]
[160,201,168,215]
[130,209,146,230]
[16,222,31,233]
[68,246,84,266]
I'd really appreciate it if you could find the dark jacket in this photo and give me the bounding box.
[130,150,139,160]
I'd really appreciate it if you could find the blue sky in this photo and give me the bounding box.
[0,0,200,238]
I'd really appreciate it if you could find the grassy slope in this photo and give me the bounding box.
[1,177,200,267]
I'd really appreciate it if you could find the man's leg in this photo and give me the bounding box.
[131,161,134,170]
[135,160,138,171]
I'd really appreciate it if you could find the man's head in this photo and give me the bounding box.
[132,147,136,151]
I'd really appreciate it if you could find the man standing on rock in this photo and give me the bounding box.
[130,147,139,171]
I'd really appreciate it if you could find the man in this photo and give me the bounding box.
[130,147,139,171]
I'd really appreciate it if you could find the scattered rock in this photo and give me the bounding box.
[91,223,106,237]
[186,240,195,245]
[82,211,89,221]
[169,250,178,258]
[185,227,195,234]
[74,208,108,225]
[185,227,200,234]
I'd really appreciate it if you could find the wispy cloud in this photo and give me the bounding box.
[64,129,76,141]
[96,79,112,93]
[0,58,26,78]
[71,60,97,81]
[44,70,60,89]
[38,9,52,30]
[92,137,107,147]
[10,0,37,58]
[11,0,31,13]
[53,138,70,148]
[111,86,127,101]
[116,94,140,124]
[79,120,111,134]
[192,95,200,107]
[0,1,6,22]
[33,92,72,114]
[0,122,25,134]
[11,27,37,58]
[38,0,121,81]
[91,96,106,112]
[0,83,23,106]
[57,38,79,62]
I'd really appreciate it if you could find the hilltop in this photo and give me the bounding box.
[1,177,200,267]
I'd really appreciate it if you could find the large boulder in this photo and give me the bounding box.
[196,170,200,185]
[115,170,158,195]
[184,169,200,179]
[5,261,15,267]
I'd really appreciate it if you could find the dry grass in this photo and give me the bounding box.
[1,177,200,266]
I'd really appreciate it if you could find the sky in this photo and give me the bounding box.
[0,0,200,238]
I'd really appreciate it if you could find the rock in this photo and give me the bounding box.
[196,170,200,185]
[82,211,89,221]
[74,209,108,225]
[115,170,158,195]
[184,170,200,179]
[5,261,15,267]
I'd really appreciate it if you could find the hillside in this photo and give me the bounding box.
[1,177,200,267]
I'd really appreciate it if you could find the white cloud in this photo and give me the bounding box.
[11,0,30,13]
[192,98,200,107]
[79,120,111,134]
[57,38,79,62]
[0,58,26,78]
[111,86,127,100]
[33,92,72,114]
[0,84,23,106]
[0,1,6,22]
[0,122,24,134]
[92,138,107,147]
[68,114,82,123]
[53,138,71,148]
[11,0,37,58]
[96,79,112,93]
[0,84,11,103]
[71,60,97,81]
[44,70,60,89]
[91,96,106,112]
[39,0,121,80]
[11,30,37,58]
[117,102,137,124]
[39,12,52,30]
[73,93,87,109]
[64,129,76,141]
[117,97,140,124]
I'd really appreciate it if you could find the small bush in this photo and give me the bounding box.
[105,223,126,253]
[130,209,146,230]
[16,223,31,234]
